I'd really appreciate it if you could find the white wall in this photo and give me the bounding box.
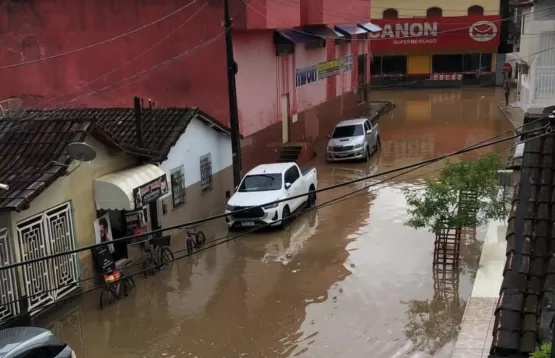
[516,3,555,113]
[160,117,232,187]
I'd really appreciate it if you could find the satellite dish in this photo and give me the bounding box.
[66,142,97,161]
[0,98,24,119]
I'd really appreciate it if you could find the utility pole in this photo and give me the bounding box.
[223,0,242,187]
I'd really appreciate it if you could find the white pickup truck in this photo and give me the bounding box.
[225,162,318,230]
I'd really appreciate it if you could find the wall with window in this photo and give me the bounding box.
[371,0,499,18]
[159,117,233,223]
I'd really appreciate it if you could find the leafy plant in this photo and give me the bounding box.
[402,153,509,232]
[530,343,551,358]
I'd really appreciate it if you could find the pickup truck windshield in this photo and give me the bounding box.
[238,174,282,192]
[332,125,364,138]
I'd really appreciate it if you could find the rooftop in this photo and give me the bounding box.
[248,162,295,175]
[490,119,555,356]
[0,107,229,211]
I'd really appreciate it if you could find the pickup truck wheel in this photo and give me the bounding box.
[364,146,370,162]
[307,188,316,208]
[375,136,381,152]
[280,206,291,229]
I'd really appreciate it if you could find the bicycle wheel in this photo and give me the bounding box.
[100,286,118,309]
[161,247,175,266]
[197,231,206,246]
[186,237,194,255]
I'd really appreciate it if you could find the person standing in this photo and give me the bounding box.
[504,77,511,106]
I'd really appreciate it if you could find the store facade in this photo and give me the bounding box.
[369,16,501,88]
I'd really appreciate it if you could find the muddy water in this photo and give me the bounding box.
[39,88,513,358]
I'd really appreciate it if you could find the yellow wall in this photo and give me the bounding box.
[407,55,430,74]
[9,137,138,265]
[371,0,499,19]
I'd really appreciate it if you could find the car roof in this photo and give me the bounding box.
[0,327,64,357]
[247,163,295,175]
[335,118,368,127]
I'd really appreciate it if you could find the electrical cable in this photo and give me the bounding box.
[0,121,536,319]
[32,0,212,109]
[0,0,203,71]
[0,126,538,273]
[0,112,546,311]
[243,0,555,42]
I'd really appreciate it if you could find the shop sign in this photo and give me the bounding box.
[430,73,463,81]
[296,55,355,87]
[369,15,500,51]
[133,174,169,208]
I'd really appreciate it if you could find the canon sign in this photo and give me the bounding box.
[369,16,501,51]
[369,22,438,45]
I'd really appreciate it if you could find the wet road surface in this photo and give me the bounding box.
[39,88,513,358]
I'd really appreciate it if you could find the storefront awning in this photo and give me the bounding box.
[94,164,168,211]
[334,24,368,36]
[276,29,319,44]
[303,25,344,39]
[358,22,382,33]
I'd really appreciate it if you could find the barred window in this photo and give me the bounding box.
[170,166,186,208]
[200,153,213,192]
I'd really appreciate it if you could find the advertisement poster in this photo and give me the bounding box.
[93,214,114,253]
[317,59,341,80]
[133,174,169,209]
[125,210,149,244]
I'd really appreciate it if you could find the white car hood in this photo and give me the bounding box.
[228,190,284,207]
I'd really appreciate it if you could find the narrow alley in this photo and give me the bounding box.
[36,88,513,358]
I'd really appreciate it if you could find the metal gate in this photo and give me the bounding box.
[0,227,20,324]
[17,202,79,315]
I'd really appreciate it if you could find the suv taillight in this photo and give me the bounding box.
[71,351,77,358]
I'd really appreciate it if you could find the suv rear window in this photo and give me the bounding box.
[332,125,364,138]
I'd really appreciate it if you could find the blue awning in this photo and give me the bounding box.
[303,25,344,39]
[358,22,382,33]
[334,24,368,36]
[276,29,319,44]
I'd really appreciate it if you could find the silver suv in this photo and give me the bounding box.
[326,118,380,162]
[0,327,75,358]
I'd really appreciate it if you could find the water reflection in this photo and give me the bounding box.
[402,268,465,356]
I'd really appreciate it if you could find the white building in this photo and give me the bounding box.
[511,0,555,114]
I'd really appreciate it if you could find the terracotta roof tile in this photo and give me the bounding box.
[491,118,555,356]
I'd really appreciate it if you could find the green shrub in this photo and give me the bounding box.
[530,343,551,358]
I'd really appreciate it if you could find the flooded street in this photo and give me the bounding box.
[39,88,513,358]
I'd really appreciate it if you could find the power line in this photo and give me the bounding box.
[0,128,536,273]
[0,0,203,71]
[0,122,535,320]
[32,0,211,109]
[3,117,551,320]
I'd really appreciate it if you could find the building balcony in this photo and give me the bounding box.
[230,0,369,30]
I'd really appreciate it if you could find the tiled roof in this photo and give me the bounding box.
[21,108,230,161]
[0,107,229,211]
[0,116,94,212]
[490,120,555,356]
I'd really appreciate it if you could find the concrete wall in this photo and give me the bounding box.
[8,137,138,280]
[234,31,368,138]
[0,0,229,124]
[371,0,499,18]
[159,117,233,225]
[515,2,555,113]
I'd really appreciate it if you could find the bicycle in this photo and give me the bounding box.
[99,268,134,309]
[142,235,175,277]
[183,226,206,255]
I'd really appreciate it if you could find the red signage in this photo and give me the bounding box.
[502,63,512,72]
[369,16,501,51]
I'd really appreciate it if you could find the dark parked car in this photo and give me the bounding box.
[0,327,75,358]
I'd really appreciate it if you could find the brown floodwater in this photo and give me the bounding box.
[38,88,513,358]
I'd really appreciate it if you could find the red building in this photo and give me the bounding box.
[0,0,373,171]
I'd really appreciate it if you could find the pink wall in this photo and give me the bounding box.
[234,31,369,137]
[0,0,230,123]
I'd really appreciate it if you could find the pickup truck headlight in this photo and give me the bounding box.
[225,204,235,211]
[327,146,333,151]
[353,143,364,149]
[263,202,279,209]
